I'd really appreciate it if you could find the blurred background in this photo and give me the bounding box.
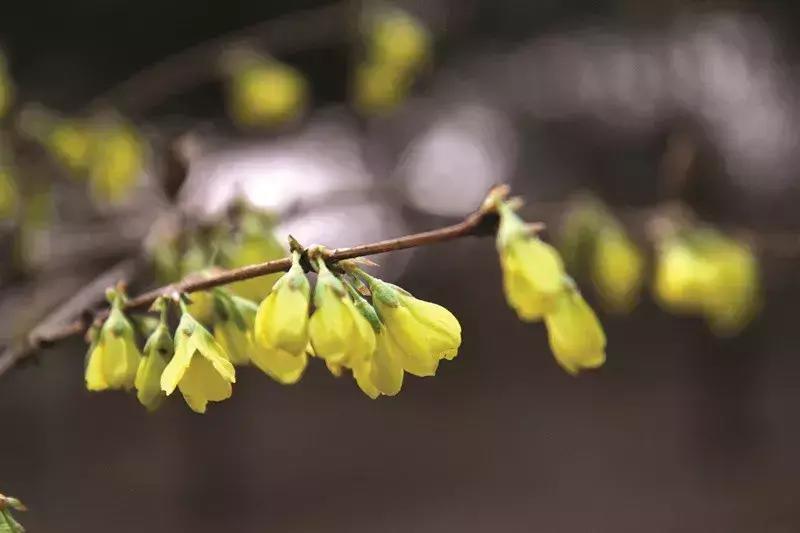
[3,0,800,531]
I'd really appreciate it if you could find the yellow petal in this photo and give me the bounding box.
[370,332,404,396]
[160,335,193,395]
[135,352,168,412]
[400,295,461,360]
[255,277,310,356]
[352,357,380,399]
[178,354,233,412]
[251,345,308,385]
[85,344,109,391]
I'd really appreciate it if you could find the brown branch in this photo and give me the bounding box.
[0,199,500,379]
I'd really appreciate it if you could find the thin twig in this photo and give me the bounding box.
[0,200,500,378]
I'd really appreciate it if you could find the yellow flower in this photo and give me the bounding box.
[353,62,409,115]
[161,311,236,414]
[368,10,430,72]
[497,202,565,320]
[700,236,760,336]
[252,251,310,383]
[348,284,403,398]
[213,293,257,366]
[653,236,715,314]
[88,121,145,204]
[591,228,645,313]
[135,324,173,412]
[85,305,142,391]
[185,290,215,325]
[48,121,92,173]
[544,283,606,375]
[229,60,307,127]
[365,273,460,377]
[309,261,376,366]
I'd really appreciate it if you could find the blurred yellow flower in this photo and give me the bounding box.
[353,62,409,115]
[496,202,565,320]
[88,122,145,204]
[48,122,92,173]
[161,311,236,414]
[368,10,430,72]
[591,228,645,313]
[229,60,306,127]
[544,283,606,375]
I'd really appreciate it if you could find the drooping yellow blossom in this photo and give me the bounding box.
[0,169,19,221]
[653,235,716,314]
[591,227,645,313]
[363,271,461,377]
[544,281,606,375]
[656,230,761,336]
[353,62,409,115]
[496,202,565,320]
[85,303,142,391]
[558,195,606,273]
[185,290,216,325]
[252,251,310,384]
[48,121,92,173]
[88,121,145,204]
[228,58,307,127]
[702,237,760,336]
[309,260,376,366]
[213,292,257,366]
[135,323,173,412]
[161,310,236,414]
[367,10,431,72]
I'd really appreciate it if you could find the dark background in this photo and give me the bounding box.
[3,1,800,531]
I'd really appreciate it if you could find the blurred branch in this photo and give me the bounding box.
[90,2,352,113]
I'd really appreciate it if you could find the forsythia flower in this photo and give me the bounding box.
[591,227,645,313]
[353,63,409,114]
[229,59,307,127]
[349,290,404,397]
[368,10,430,72]
[702,238,760,336]
[48,121,92,173]
[252,251,310,384]
[496,202,565,320]
[213,292,257,366]
[135,323,173,412]
[88,121,145,204]
[161,310,236,414]
[544,282,606,375]
[364,272,461,377]
[653,236,711,313]
[85,302,142,391]
[309,261,376,366]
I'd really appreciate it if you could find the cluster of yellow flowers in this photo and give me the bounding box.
[654,228,760,336]
[495,198,607,375]
[85,250,462,413]
[223,50,307,128]
[0,492,26,533]
[353,7,431,114]
[18,107,146,205]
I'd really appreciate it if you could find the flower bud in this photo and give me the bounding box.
[213,293,257,366]
[228,57,306,127]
